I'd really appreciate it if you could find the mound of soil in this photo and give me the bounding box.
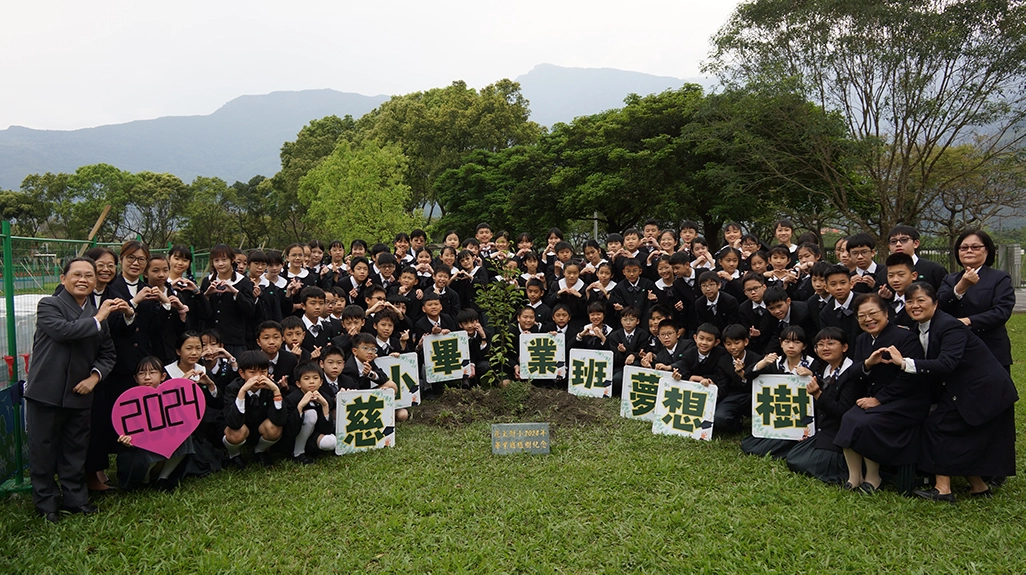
[412,382,621,431]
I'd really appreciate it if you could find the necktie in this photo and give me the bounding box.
[311,324,320,338]
[626,334,633,344]
[329,381,339,394]
[383,343,391,354]
[920,327,929,355]
[780,320,789,329]
[628,285,639,293]
[755,307,764,317]
[268,362,276,376]
[708,304,717,315]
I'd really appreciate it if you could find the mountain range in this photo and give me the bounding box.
[0,64,711,189]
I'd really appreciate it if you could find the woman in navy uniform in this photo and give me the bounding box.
[892,282,1018,503]
[937,229,1015,372]
[833,293,927,492]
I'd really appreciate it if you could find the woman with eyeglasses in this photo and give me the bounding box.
[833,293,929,493]
[937,229,1015,373]
[881,282,1017,503]
[77,247,122,492]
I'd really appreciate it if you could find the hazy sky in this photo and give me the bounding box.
[1,1,741,131]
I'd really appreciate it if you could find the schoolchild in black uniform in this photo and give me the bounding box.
[694,271,740,332]
[846,233,888,295]
[762,286,818,356]
[338,256,375,308]
[200,244,256,360]
[222,351,286,469]
[342,332,409,422]
[717,324,763,434]
[737,272,775,355]
[785,327,857,485]
[606,306,649,395]
[283,361,336,465]
[456,309,491,386]
[740,326,817,459]
[879,253,918,329]
[818,264,861,349]
[254,321,297,392]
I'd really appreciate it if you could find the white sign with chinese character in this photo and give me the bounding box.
[422,331,471,384]
[335,388,396,454]
[751,375,815,440]
[652,376,717,441]
[374,353,420,408]
[619,365,665,421]
[568,349,613,398]
[518,333,565,380]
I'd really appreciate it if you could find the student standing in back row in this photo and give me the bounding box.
[201,244,256,360]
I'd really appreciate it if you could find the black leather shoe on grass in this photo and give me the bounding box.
[913,488,955,504]
[60,503,99,515]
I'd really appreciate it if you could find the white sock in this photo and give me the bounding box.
[158,455,185,480]
[222,435,243,458]
[254,436,278,454]
[318,434,337,452]
[293,410,318,457]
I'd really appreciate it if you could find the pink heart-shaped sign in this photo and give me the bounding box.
[111,378,206,459]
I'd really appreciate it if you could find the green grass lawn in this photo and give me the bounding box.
[3,319,1026,574]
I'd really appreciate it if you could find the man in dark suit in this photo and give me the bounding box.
[25,258,123,523]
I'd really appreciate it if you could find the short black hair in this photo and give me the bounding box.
[341,304,367,321]
[455,309,480,324]
[763,287,790,306]
[884,252,915,271]
[824,264,851,281]
[620,306,640,319]
[887,224,920,241]
[237,350,270,372]
[695,322,721,339]
[293,361,323,383]
[698,270,719,285]
[280,316,304,331]
[722,323,749,342]
[299,286,326,303]
[845,233,876,252]
[256,321,283,336]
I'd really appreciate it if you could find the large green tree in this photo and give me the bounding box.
[265,115,358,245]
[358,79,543,215]
[126,172,190,247]
[707,0,1026,238]
[298,140,416,245]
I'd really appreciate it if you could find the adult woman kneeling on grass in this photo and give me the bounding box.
[833,294,929,493]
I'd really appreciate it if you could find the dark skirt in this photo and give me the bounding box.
[833,398,929,465]
[786,438,847,485]
[919,403,1016,477]
[741,435,797,459]
[116,436,196,490]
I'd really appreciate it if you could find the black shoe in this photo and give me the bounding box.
[153,478,176,492]
[968,487,993,499]
[60,503,99,515]
[859,482,879,495]
[913,488,956,504]
[843,481,858,492]
[227,456,246,471]
[292,453,315,466]
[37,509,60,524]
[256,452,275,468]
[986,476,1007,488]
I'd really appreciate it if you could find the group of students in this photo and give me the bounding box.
[74,219,1016,503]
